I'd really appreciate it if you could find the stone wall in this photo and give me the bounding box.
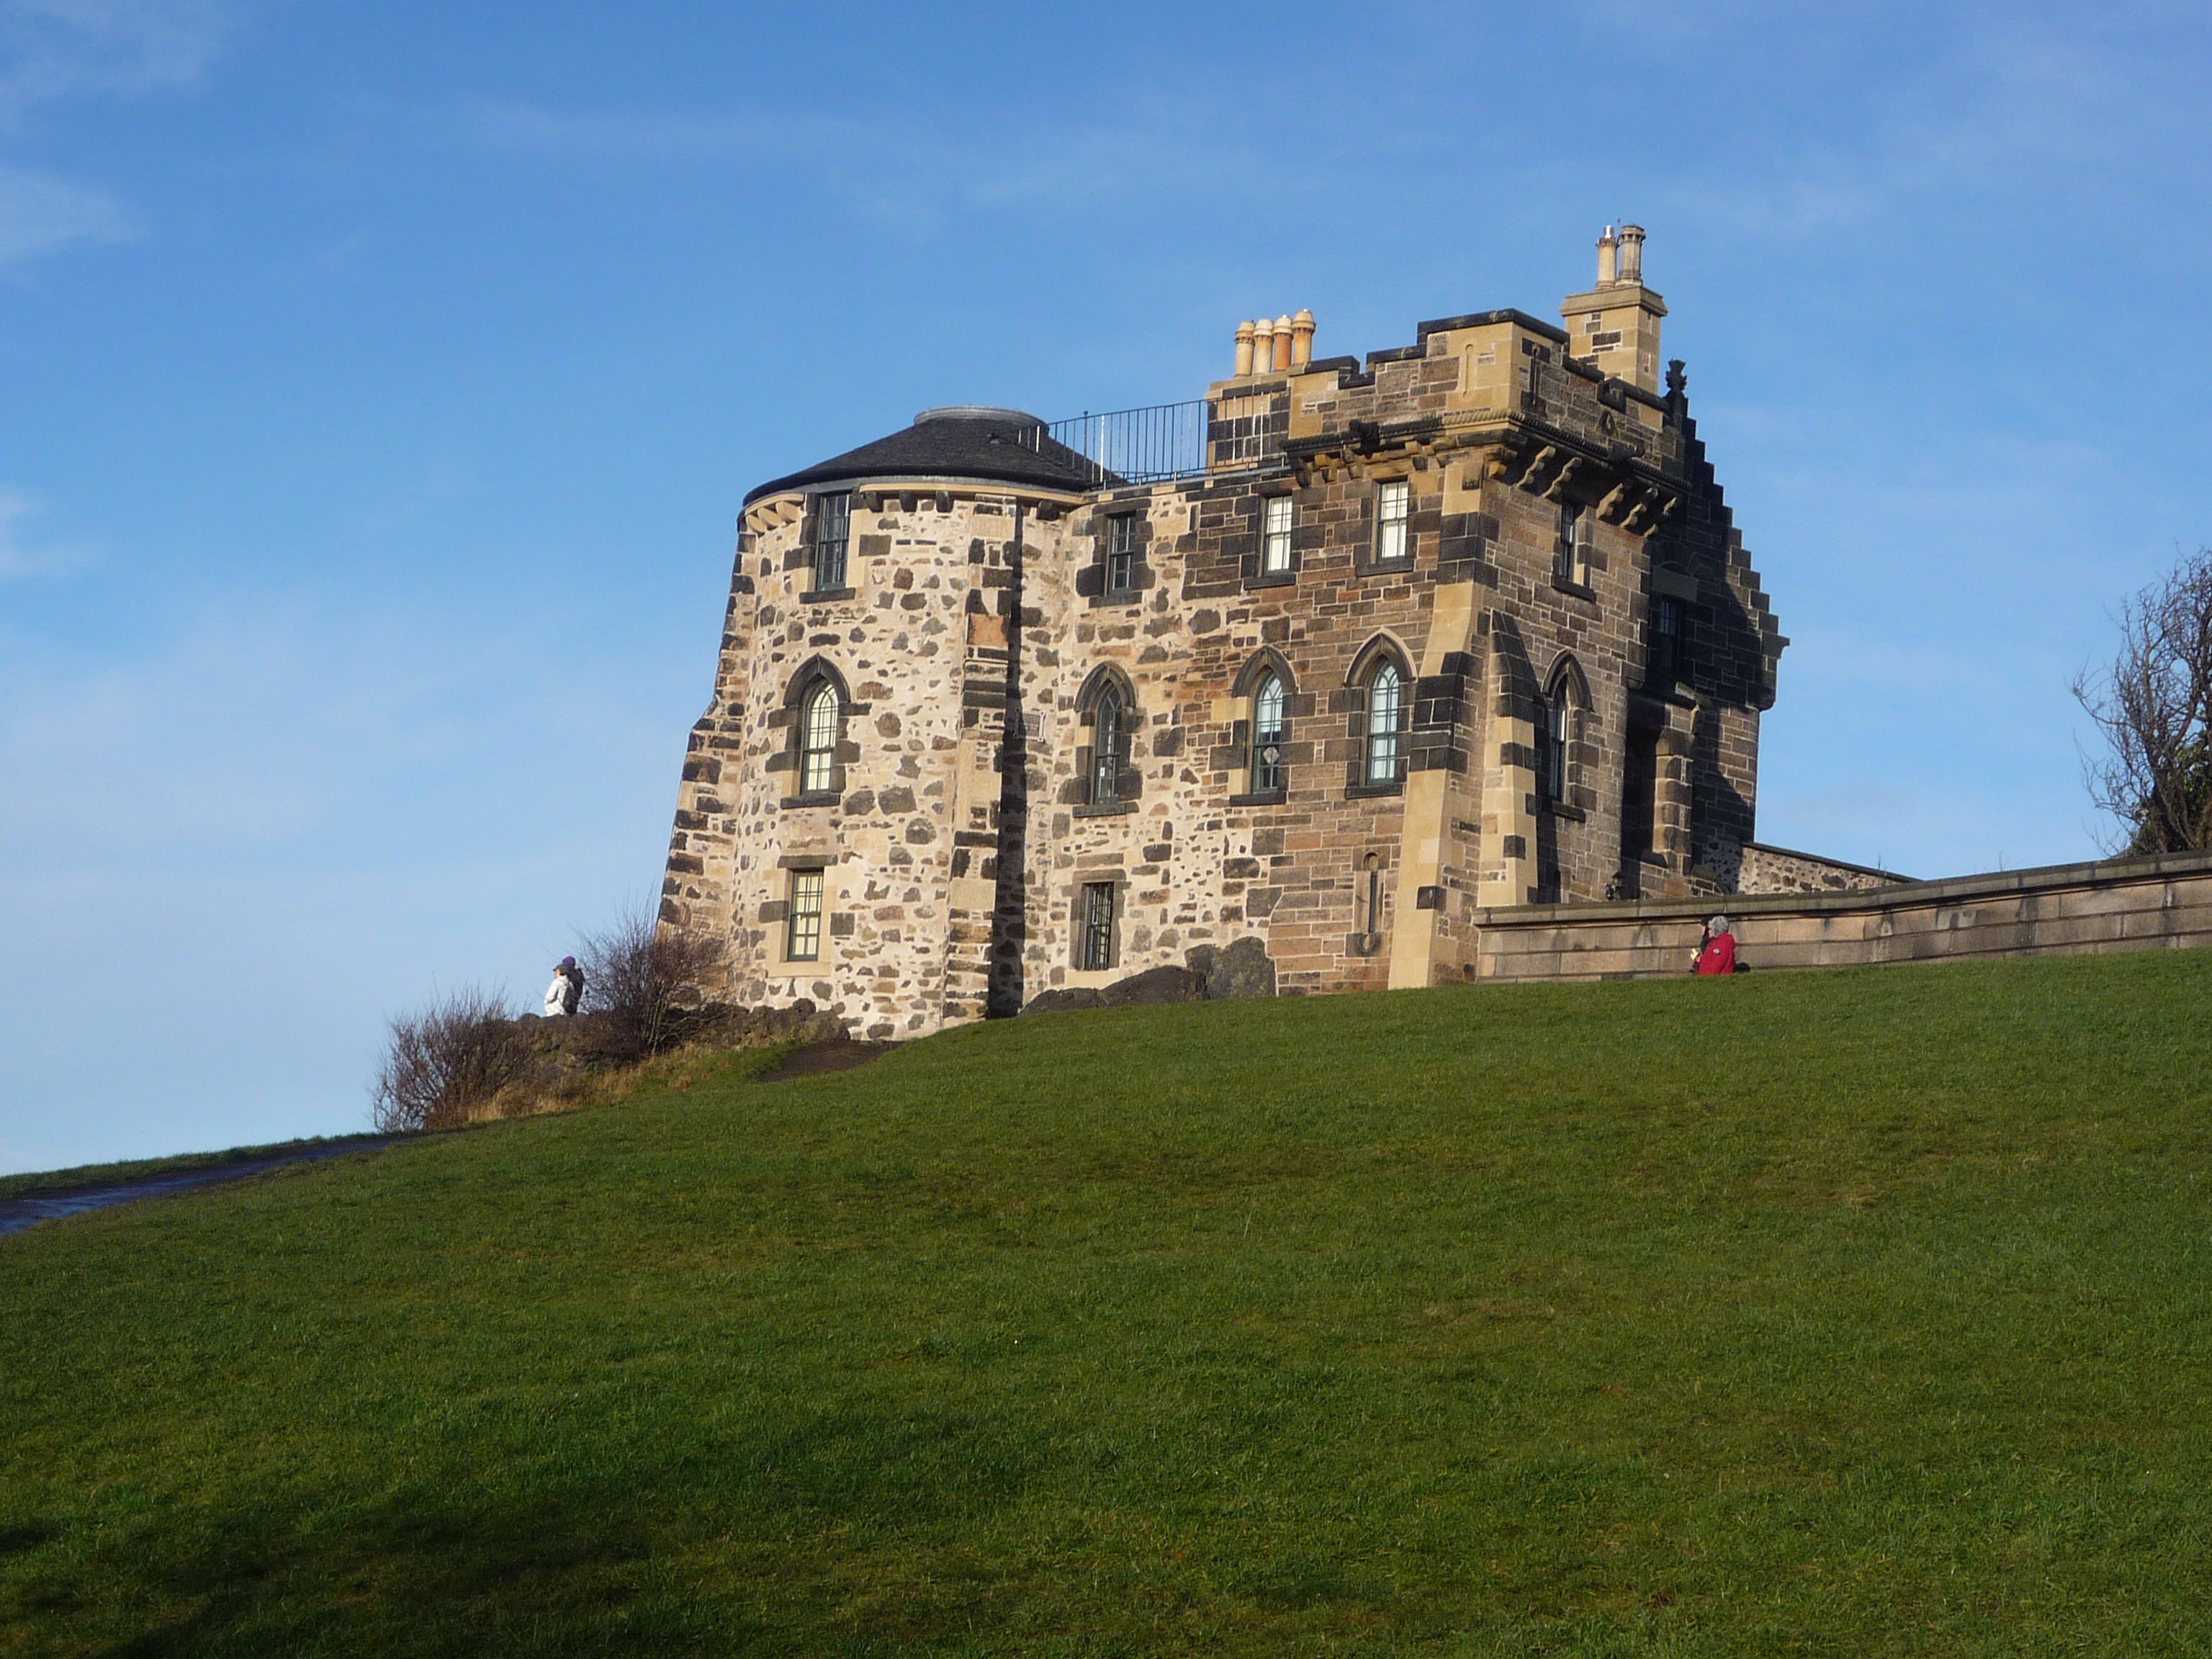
[1468,850,2212,981]
[1737,842,1904,895]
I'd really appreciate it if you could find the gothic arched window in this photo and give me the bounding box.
[800,679,840,796]
[1364,660,1403,786]
[1090,685,1124,805]
[1540,657,1588,809]
[1540,693,1569,804]
[1252,672,1287,795]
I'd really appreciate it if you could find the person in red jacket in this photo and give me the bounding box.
[1693,916,1737,976]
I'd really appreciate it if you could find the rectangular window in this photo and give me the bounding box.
[1555,503,1591,586]
[1374,480,1411,564]
[1080,881,1116,971]
[1105,514,1136,593]
[1261,495,1294,574]
[786,869,824,962]
[1649,595,1683,685]
[811,493,851,592]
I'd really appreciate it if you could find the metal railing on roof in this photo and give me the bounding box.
[1039,400,1211,486]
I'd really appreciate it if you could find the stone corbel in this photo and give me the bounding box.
[1496,442,1551,490]
[1540,455,1583,502]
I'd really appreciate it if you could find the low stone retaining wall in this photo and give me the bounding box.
[1470,849,2212,981]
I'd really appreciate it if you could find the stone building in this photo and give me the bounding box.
[661,228,1827,1039]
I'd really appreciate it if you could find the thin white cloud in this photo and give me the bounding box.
[0,0,232,120]
[0,486,92,575]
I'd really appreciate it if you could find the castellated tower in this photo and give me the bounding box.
[661,230,1787,1039]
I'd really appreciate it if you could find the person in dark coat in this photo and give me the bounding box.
[544,956,585,1016]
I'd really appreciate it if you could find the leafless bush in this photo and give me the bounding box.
[2073,547,2212,855]
[575,905,727,1065]
[370,985,536,1133]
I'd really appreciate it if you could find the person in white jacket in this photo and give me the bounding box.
[544,956,583,1017]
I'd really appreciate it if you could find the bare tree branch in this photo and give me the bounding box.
[575,904,727,1066]
[370,986,534,1133]
[2072,547,2212,855]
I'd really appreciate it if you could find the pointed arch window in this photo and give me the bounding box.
[800,680,841,795]
[1540,693,1570,804]
[1251,672,1287,795]
[1090,685,1124,805]
[1364,660,1403,785]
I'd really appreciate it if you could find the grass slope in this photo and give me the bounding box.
[3,954,2211,1656]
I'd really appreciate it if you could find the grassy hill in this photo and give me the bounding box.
[4,952,2211,1656]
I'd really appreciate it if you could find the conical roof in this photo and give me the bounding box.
[743,406,1103,505]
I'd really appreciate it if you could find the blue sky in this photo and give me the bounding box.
[3,1,2208,1173]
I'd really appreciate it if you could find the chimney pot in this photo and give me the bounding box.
[1596,225,1619,287]
[1618,223,1646,285]
[1233,320,1256,378]
[1290,308,1315,369]
[1270,315,1294,374]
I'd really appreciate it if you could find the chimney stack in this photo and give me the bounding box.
[1561,224,1666,392]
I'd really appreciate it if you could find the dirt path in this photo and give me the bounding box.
[753,1040,897,1084]
[0,1138,399,1239]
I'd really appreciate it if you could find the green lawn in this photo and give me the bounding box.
[4,953,2211,1656]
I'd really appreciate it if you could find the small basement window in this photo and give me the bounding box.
[786,869,824,962]
[1081,881,1117,971]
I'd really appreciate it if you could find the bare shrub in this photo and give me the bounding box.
[370,986,536,1133]
[575,905,727,1066]
[2073,547,2212,855]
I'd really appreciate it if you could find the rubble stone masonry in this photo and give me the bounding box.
[662,232,1791,1038]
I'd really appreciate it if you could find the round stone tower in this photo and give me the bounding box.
[661,407,1095,1036]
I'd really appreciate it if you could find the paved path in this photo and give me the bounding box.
[0,1138,398,1238]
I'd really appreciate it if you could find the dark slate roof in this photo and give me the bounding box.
[743,406,1102,504]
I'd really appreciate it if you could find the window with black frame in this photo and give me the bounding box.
[811,492,851,591]
[1089,686,1123,804]
[786,869,824,962]
[1105,514,1136,594]
[1648,595,1683,685]
[1080,881,1116,971]
[1251,672,1287,794]
[1364,660,1403,785]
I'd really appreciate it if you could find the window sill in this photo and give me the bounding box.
[1228,790,1287,808]
[1639,680,1698,706]
[780,791,840,810]
[1359,559,1416,577]
[1073,800,1138,818]
[1346,780,1403,799]
[1547,801,1587,822]
[1551,577,1596,602]
[1249,569,1297,589]
[801,586,855,604]
[1089,590,1142,608]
